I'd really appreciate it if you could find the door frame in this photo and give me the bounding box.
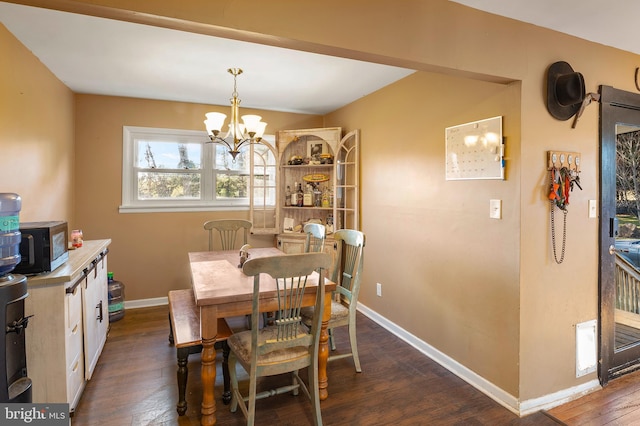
[599,85,640,385]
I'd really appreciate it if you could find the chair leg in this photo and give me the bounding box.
[229,355,239,413]
[176,347,189,416]
[221,341,232,405]
[168,312,174,345]
[308,356,322,426]
[292,370,299,396]
[348,321,362,373]
[329,328,336,351]
[228,354,256,425]
[247,367,257,426]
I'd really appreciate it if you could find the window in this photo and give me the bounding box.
[121,126,276,213]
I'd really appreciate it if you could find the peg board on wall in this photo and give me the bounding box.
[445,116,504,180]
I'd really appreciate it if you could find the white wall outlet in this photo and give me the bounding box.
[589,199,597,218]
[376,282,382,297]
[489,199,502,219]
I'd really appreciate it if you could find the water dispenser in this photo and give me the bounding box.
[0,193,32,403]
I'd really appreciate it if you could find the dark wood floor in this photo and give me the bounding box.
[71,306,565,425]
[547,368,640,425]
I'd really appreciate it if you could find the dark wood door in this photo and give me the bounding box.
[599,86,640,384]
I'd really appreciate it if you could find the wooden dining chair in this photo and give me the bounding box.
[228,252,331,426]
[204,219,252,251]
[303,222,326,253]
[301,229,365,373]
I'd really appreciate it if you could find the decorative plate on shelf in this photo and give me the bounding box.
[302,173,330,183]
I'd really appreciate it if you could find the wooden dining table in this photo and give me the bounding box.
[189,246,336,426]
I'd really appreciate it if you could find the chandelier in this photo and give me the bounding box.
[204,68,267,160]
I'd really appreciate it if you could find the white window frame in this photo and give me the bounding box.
[120,126,274,213]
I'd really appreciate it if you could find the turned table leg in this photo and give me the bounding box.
[318,293,331,400]
[200,337,216,425]
[200,305,218,426]
[176,347,189,416]
[221,341,232,405]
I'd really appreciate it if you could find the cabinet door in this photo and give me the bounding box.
[25,282,70,404]
[82,254,108,379]
[278,235,337,278]
[334,129,360,231]
[249,137,278,234]
[277,235,305,254]
[66,285,85,407]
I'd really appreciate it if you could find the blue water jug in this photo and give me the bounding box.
[0,193,21,276]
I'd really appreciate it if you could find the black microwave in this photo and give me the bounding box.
[14,221,69,275]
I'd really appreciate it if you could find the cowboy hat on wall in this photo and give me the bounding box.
[546,61,586,121]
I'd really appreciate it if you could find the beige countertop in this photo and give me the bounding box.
[26,239,111,287]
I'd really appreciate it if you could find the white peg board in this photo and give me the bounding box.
[445,116,504,180]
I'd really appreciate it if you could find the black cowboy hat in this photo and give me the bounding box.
[546,61,585,121]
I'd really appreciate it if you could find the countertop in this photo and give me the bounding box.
[25,239,111,287]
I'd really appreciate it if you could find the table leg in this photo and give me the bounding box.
[318,293,331,400]
[200,306,218,426]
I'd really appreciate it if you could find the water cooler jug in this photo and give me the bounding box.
[0,193,32,403]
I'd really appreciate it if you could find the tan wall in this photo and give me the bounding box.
[73,94,322,301]
[0,24,74,222]
[326,72,522,395]
[8,0,640,406]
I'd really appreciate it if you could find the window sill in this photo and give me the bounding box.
[118,204,249,214]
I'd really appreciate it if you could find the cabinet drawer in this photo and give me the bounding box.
[66,285,83,330]
[65,285,84,371]
[66,319,83,370]
[66,352,84,407]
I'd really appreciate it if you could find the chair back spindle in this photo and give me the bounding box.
[304,223,326,253]
[204,219,252,251]
[333,230,365,300]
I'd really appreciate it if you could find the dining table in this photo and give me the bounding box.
[189,246,336,426]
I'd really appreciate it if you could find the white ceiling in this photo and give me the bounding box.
[0,2,414,115]
[451,0,640,55]
[1,1,638,117]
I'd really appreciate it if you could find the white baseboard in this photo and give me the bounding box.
[518,379,600,415]
[356,302,601,417]
[124,296,167,309]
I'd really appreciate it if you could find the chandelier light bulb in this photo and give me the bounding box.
[204,112,227,137]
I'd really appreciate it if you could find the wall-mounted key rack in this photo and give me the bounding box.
[547,150,581,172]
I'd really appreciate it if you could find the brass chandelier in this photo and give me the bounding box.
[204,68,267,160]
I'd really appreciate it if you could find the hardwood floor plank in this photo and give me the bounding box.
[71,306,562,425]
[547,369,640,425]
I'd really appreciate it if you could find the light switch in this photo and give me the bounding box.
[589,200,597,218]
[490,199,502,219]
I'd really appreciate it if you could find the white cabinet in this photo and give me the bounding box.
[25,239,111,412]
[274,127,360,252]
[82,253,108,380]
[65,284,85,407]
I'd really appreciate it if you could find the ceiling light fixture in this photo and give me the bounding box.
[204,68,267,160]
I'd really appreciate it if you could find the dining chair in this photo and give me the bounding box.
[304,222,326,253]
[204,219,252,251]
[228,252,331,426]
[301,229,365,373]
